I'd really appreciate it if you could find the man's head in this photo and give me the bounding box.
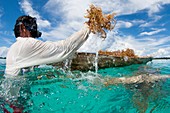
[14,15,42,38]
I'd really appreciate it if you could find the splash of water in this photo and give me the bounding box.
[94,35,105,74]
[0,76,28,103]
[95,51,99,74]
[64,59,69,70]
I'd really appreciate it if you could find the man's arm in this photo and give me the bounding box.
[13,24,90,70]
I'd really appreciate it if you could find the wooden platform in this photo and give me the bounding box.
[52,52,153,71]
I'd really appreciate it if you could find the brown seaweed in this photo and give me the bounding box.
[85,4,116,38]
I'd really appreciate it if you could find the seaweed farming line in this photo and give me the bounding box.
[152,57,170,60]
[0,57,6,59]
[1,57,170,60]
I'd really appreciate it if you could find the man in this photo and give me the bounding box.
[5,15,92,76]
[5,16,170,83]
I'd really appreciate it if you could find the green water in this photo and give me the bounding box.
[0,60,170,113]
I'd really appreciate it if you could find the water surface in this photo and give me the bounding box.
[0,60,170,113]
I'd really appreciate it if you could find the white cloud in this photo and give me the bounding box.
[0,8,3,28]
[132,20,145,25]
[42,23,81,40]
[19,0,51,28]
[18,0,170,57]
[42,0,91,40]
[90,0,170,16]
[2,38,14,45]
[0,8,2,17]
[42,0,170,39]
[139,28,166,36]
[148,3,162,16]
[78,30,170,57]
[116,21,133,29]
[149,47,170,57]
[78,34,104,53]
[106,35,170,57]
[139,15,162,28]
[0,46,8,57]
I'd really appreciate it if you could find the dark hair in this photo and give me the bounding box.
[14,15,42,38]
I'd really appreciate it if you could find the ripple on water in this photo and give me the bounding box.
[0,61,170,112]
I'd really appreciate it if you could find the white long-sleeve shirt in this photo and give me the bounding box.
[5,24,90,76]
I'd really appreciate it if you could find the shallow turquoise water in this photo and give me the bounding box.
[0,60,170,113]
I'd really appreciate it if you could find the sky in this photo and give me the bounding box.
[0,0,170,57]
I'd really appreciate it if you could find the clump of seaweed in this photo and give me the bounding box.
[85,4,116,38]
[99,48,138,58]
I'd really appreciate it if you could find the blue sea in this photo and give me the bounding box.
[0,59,170,113]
